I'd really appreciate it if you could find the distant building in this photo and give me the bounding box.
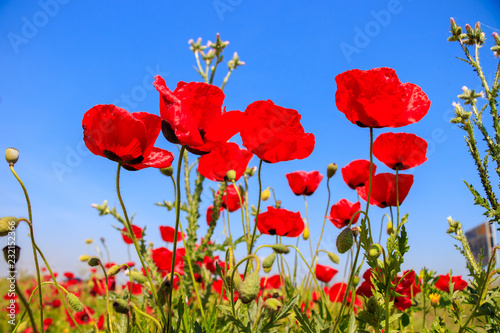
[465,221,496,267]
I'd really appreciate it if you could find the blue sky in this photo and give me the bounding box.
[1,0,500,281]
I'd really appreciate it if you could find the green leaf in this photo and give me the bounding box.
[463,180,491,212]
[347,312,357,333]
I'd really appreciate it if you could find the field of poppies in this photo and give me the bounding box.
[2,19,500,333]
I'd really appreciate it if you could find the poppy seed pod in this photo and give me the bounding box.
[3,245,21,264]
[5,148,19,165]
[367,296,378,313]
[336,228,353,254]
[327,163,337,178]
[238,271,260,304]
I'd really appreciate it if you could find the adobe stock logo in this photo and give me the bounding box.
[213,0,243,21]
[7,0,71,54]
[339,0,406,63]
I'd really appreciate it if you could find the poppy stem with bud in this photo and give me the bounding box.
[8,162,44,333]
[245,159,264,277]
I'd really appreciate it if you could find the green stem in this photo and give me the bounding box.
[14,281,37,333]
[9,166,44,332]
[98,261,114,333]
[232,180,249,252]
[245,159,264,276]
[115,163,167,330]
[167,145,187,332]
[303,195,314,263]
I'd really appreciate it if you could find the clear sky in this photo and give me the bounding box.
[1,0,500,281]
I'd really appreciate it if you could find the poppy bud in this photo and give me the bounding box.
[238,271,260,304]
[113,299,130,314]
[3,245,21,264]
[367,244,383,260]
[87,256,101,267]
[245,167,256,177]
[271,244,290,254]
[302,227,310,240]
[264,298,282,312]
[386,220,394,235]
[262,188,271,201]
[130,271,148,284]
[263,252,276,270]
[85,239,93,244]
[160,166,174,177]
[225,268,242,289]
[367,296,378,313]
[353,275,360,286]
[67,293,83,312]
[79,255,90,262]
[336,228,353,254]
[327,163,337,178]
[226,170,237,181]
[107,265,121,277]
[5,148,19,166]
[327,252,340,264]
[0,217,19,237]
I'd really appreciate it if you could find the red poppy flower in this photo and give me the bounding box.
[434,274,468,293]
[335,67,431,128]
[341,159,376,190]
[82,104,174,170]
[240,100,315,163]
[154,77,243,155]
[327,199,361,229]
[206,205,224,226]
[373,132,428,170]
[260,275,282,289]
[151,247,185,274]
[217,184,244,212]
[329,282,347,303]
[198,142,253,181]
[286,170,323,196]
[202,255,225,274]
[315,264,338,283]
[70,306,95,327]
[64,272,75,279]
[121,225,142,245]
[257,206,304,237]
[159,226,185,243]
[357,173,414,208]
[125,282,143,295]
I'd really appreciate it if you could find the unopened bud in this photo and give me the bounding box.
[475,21,481,30]
[302,227,310,240]
[67,293,83,312]
[130,271,148,284]
[226,170,236,181]
[79,255,90,262]
[367,244,383,260]
[5,148,19,166]
[87,256,101,267]
[263,252,276,270]
[327,252,340,264]
[160,166,174,177]
[351,227,360,237]
[225,268,242,289]
[85,239,93,244]
[327,163,337,178]
[264,298,282,312]
[107,265,121,277]
[353,276,360,286]
[238,271,260,304]
[262,188,271,201]
[271,244,290,254]
[367,296,378,313]
[0,217,19,237]
[245,167,256,177]
[113,299,130,314]
[465,24,472,32]
[386,221,394,235]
